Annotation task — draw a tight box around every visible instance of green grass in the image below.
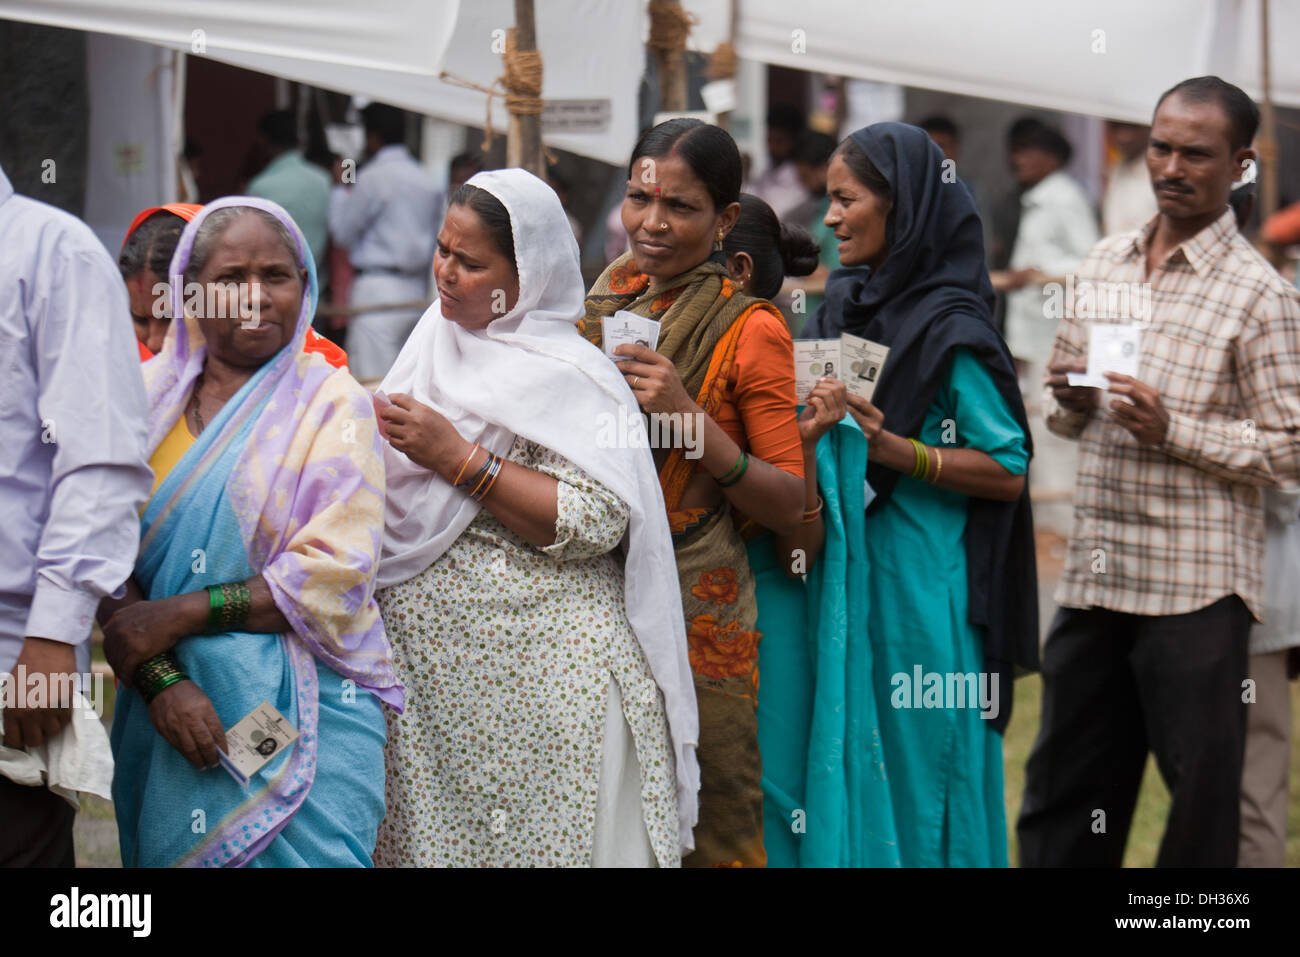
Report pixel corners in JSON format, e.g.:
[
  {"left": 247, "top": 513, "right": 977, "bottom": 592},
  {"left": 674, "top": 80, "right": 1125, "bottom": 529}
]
[{"left": 1003, "top": 673, "right": 1299, "bottom": 866}]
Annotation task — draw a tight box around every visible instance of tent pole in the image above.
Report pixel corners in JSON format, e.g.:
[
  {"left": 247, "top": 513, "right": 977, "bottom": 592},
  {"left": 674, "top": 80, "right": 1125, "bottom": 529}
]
[
  {"left": 649, "top": 0, "right": 689, "bottom": 112},
  {"left": 1259, "top": 0, "right": 1279, "bottom": 218},
  {"left": 509, "top": 0, "right": 544, "bottom": 177}
]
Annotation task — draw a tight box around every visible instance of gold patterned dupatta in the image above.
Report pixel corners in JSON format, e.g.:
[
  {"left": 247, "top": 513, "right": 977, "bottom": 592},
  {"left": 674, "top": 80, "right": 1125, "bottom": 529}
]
[{"left": 584, "top": 253, "right": 770, "bottom": 868}]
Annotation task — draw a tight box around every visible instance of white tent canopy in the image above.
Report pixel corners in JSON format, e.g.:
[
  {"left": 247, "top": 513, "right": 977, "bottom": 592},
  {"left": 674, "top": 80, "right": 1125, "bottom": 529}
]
[
  {"left": 724, "top": 0, "right": 1300, "bottom": 122},
  {"left": 0, "top": 0, "right": 460, "bottom": 76},
  {"left": 0, "top": 0, "right": 644, "bottom": 166}
]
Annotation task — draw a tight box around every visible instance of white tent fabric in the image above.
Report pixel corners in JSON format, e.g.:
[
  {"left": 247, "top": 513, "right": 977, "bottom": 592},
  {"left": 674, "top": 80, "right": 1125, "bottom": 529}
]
[
  {"left": 153, "top": 0, "right": 645, "bottom": 165},
  {"left": 82, "top": 34, "right": 181, "bottom": 255},
  {"left": 0, "top": 0, "right": 460, "bottom": 76},
  {"left": 723, "top": 0, "right": 1300, "bottom": 120}
]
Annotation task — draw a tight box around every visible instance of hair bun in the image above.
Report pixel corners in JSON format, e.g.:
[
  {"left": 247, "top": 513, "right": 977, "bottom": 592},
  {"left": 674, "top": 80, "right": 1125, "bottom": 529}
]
[{"left": 779, "top": 222, "right": 820, "bottom": 277}]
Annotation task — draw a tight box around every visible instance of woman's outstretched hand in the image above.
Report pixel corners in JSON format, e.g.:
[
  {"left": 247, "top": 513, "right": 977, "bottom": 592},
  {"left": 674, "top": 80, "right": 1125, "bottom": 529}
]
[
  {"left": 148, "top": 681, "right": 228, "bottom": 770},
  {"left": 381, "top": 393, "right": 471, "bottom": 479},
  {"left": 845, "top": 391, "right": 885, "bottom": 443},
  {"left": 798, "top": 377, "right": 848, "bottom": 447}
]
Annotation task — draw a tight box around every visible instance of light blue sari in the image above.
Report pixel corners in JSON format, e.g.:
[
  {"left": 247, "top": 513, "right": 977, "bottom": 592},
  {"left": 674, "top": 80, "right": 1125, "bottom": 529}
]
[{"left": 111, "top": 362, "right": 386, "bottom": 867}]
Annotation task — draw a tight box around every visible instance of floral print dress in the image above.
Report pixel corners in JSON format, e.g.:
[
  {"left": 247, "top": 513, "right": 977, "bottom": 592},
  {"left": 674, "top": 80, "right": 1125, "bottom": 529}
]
[{"left": 373, "top": 438, "right": 681, "bottom": 867}]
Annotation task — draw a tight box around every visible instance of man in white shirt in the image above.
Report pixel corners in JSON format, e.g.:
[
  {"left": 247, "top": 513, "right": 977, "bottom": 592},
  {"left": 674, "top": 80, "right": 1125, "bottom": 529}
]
[
  {"left": 0, "top": 162, "right": 152, "bottom": 866},
  {"left": 1002, "top": 119, "right": 1100, "bottom": 534},
  {"left": 329, "top": 103, "right": 439, "bottom": 381},
  {"left": 1102, "top": 121, "right": 1159, "bottom": 237}
]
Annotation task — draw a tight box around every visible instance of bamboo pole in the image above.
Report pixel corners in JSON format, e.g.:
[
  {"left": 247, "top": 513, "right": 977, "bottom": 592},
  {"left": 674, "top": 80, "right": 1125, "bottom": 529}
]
[
  {"left": 650, "top": 0, "right": 689, "bottom": 112},
  {"left": 508, "top": 0, "right": 544, "bottom": 177},
  {"left": 1258, "top": 0, "right": 1279, "bottom": 218}
]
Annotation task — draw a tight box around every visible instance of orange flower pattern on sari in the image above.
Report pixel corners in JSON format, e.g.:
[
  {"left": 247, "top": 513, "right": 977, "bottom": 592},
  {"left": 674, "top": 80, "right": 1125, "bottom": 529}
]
[
  {"left": 607, "top": 258, "right": 649, "bottom": 295},
  {"left": 691, "top": 568, "right": 739, "bottom": 605},
  {"left": 650, "top": 287, "right": 682, "bottom": 313},
  {"left": 688, "top": 613, "right": 761, "bottom": 681}
]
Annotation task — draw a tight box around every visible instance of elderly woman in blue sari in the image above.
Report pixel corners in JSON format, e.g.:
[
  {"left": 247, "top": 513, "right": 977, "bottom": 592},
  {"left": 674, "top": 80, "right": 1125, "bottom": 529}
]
[
  {"left": 765, "top": 123, "right": 1039, "bottom": 867},
  {"left": 97, "top": 197, "right": 402, "bottom": 867}
]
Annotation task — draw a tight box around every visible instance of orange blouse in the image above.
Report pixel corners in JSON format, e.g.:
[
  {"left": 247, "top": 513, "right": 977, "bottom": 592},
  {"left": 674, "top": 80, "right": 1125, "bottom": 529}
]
[{"left": 701, "top": 306, "right": 804, "bottom": 480}]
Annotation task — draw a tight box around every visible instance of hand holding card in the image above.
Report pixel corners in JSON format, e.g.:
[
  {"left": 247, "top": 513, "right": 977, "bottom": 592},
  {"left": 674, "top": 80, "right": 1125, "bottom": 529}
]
[
  {"left": 1067, "top": 323, "right": 1140, "bottom": 389},
  {"left": 602, "top": 310, "right": 661, "bottom": 362}
]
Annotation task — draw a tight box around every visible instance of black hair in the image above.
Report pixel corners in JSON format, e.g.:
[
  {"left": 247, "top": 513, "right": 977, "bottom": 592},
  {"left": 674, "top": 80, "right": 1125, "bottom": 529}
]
[
  {"left": 257, "top": 110, "right": 299, "bottom": 149},
  {"left": 834, "top": 136, "right": 894, "bottom": 211},
  {"left": 767, "top": 102, "right": 807, "bottom": 135},
  {"left": 361, "top": 103, "right": 407, "bottom": 146},
  {"left": 1155, "top": 76, "right": 1260, "bottom": 151},
  {"left": 793, "top": 131, "right": 837, "bottom": 167},
  {"left": 918, "top": 115, "right": 960, "bottom": 141},
  {"left": 118, "top": 210, "right": 187, "bottom": 280},
  {"left": 627, "top": 118, "right": 741, "bottom": 211},
  {"left": 722, "top": 193, "right": 818, "bottom": 300},
  {"left": 1007, "top": 117, "right": 1072, "bottom": 165},
  {"left": 449, "top": 151, "right": 483, "bottom": 175},
  {"left": 1229, "top": 180, "right": 1257, "bottom": 230},
  {"left": 447, "top": 184, "right": 517, "bottom": 273}
]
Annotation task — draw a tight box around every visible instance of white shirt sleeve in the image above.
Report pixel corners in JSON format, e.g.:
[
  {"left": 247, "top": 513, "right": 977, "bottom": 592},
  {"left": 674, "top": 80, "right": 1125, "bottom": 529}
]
[
  {"left": 23, "top": 243, "right": 152, "bottom": 646},
  {"left": 329, "top": 181, "right": 381, "bottom": 252}
]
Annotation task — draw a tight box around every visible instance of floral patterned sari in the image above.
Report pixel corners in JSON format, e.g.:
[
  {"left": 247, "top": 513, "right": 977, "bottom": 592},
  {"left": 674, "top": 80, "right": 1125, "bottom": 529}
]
[{"left": 585, "top": 253, "right": 768, "bottom": 867}]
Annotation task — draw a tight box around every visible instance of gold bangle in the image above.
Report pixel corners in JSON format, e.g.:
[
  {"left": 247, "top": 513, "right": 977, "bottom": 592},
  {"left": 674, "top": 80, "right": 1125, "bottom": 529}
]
[
  {"left": 931, "top": 446, "right": 943, "bottom": 484},
  {"left": 801, "top": 495, "right": 824, "bottom": 523}
]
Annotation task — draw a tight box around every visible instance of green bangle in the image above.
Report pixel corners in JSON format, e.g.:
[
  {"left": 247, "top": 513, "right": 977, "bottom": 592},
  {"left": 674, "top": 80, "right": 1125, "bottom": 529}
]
[
  {"left": 206, "top": 584, "right": 225, "bottom": 632},
  {"left": 908, "top": 438, "right": 929, "bottom": 480},
  {"left": 717, "top": 451, "right": 750, "bottom": 488},
  {"left": 207, "top": 582, "right": 252, "bottom": 633},
  {"left": 142, "top": 671, "right": 190, "bottom": 705}
]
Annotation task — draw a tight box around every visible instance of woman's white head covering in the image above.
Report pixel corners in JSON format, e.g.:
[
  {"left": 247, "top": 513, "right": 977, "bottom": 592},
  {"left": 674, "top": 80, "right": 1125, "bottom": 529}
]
[{"left": 377, "top": 168, "right": 699, "bottom": 850}]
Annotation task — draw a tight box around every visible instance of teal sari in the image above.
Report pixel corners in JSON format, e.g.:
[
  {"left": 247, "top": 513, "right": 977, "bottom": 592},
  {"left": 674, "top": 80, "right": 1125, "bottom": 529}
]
[
  {"left": 756, "top": 351, "right": 1026, "bottom": 867},
  {"left": 754, "top": 414, "right": 900, "bottom": 867}
]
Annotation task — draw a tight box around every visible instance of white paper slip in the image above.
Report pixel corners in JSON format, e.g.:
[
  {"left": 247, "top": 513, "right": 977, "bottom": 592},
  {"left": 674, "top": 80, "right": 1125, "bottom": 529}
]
[
  {"left": 602, "top": 310, "right": 661, "bottom": 361},
  {"left": 794, "top": 339, "right": 842, "bottom": 402},
  {"left": 841, "top": 333, "right": 890, "bottom": 402},
  {"left": 217, "top": 701, "right": 299, "bottom": 789},
  {"left": 1067, "top": 322, "right": 1141, "bottom": 389}
]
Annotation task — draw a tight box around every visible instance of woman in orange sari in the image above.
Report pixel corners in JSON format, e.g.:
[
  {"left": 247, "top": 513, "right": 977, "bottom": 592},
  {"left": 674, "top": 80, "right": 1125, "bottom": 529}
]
[{"left": 584, "top": 119, "right": 806, "bottom": 867}]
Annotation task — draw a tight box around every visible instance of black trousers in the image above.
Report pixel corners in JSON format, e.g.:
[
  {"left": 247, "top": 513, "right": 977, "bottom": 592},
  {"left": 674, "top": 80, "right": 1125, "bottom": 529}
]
[
  {"left": 1017, "top": 595, "right": 1251, "bottom": 867},
  {"left": 0, "top": 774, "right": 76, "bottom": 867}
]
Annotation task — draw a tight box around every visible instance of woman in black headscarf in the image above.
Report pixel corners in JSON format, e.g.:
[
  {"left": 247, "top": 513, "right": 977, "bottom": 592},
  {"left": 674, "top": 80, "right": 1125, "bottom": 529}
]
[{"left": 796, "top": 122, "right": 1038, "bottom": 866}]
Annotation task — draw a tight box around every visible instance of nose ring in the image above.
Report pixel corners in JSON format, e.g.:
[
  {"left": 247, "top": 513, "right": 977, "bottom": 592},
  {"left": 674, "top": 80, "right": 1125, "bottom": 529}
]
[{"left": 658, "top": 222, "right": 669, "bottom": 232}]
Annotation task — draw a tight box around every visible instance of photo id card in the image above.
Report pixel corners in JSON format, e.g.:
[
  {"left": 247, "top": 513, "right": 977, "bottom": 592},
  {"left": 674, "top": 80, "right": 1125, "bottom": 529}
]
[
  {"left": 794, "top": 339, "right": 841, "bottom": 402},
  {"left": 217, "top": 701, "right": 299, "bottom": 789},
  {"left": 1068, "top": 323, "right": 1140, "bottom": 389},
  {"left": 841, "top": 333, "right": 890, "bottom": 403},
  {"left": 602, "top": 310, "right": 661, "bottom": 361}
]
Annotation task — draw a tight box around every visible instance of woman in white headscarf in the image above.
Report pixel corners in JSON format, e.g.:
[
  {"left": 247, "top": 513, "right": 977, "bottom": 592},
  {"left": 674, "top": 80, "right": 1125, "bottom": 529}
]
[{"left": 371, "top": 169, "right": 697, "bottom": 867}]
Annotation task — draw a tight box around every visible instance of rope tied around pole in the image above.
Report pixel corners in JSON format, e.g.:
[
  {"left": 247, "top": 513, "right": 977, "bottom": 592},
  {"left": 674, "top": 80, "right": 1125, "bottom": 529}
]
[
  {"left": 647, "top": 0, "right": 695, "bottom": 69},
  {"left": 438, "top": 27, "right": 545, "bottom": 153},
  {"left": 707, "top": 41, "right": 736, "bottom": 80}
]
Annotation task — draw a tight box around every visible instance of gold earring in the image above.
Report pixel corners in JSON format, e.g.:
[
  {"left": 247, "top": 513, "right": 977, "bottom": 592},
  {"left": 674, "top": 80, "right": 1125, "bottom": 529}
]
[{"left": 714, "top": 230, "right": 724, "bottom": 252}]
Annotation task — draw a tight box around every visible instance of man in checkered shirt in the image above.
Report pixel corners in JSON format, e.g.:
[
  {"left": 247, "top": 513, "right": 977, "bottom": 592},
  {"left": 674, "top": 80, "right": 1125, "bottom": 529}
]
[{"left": 1018, "top": 76, "right": 1300, "bottom": 867}]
